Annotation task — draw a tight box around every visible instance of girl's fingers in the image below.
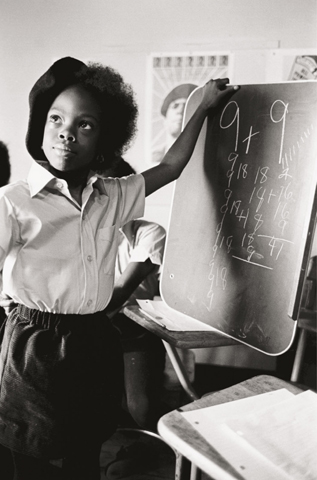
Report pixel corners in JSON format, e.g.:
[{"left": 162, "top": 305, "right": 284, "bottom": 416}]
[
  {"left": 202, "top": 78, "right": 240, "bottom": 108},
  {"left": 215, "top": 78, "right": 229, "bottom": 90},
  {"left": 209, "top": 78, "right": 239, "bottom": 92}
]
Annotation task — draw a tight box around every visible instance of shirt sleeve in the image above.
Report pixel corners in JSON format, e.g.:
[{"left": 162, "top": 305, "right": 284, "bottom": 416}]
[
  {"left": 129, "top": 222, "right": 166, "bottom": 267},
  {"left": 0, "top": 191, "right": 15, "bottom": 271},
  {"left": 118, "top": 174, "right": 145, "bottom": 227}
]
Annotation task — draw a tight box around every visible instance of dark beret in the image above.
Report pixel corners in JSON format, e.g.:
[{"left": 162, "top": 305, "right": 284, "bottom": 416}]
[
  {"left": 160, "top": 83, "right": 197, "bottom": 117},
  {"left": 26, "top": 57, "right": 87, "bottom": 161}
]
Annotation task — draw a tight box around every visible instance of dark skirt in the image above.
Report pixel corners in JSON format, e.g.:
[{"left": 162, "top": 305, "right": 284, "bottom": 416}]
[{"left": 0, "top": 305, "right": 123, "bottom": 459}]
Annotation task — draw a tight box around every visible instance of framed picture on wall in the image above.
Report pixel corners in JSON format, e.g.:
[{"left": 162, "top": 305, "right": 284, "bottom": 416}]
[
  {"left": 145, "top": 52, "right": 233, "bottom": 168},
  {"left": 288, "top": 54, "right": 317, "bottom": 81},
  {"left": 266, "top": 49, "right": 317, "bottom": 83}
]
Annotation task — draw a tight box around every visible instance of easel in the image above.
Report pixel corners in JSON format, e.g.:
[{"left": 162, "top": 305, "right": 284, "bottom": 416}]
[{"left": 125, "top": 81, "right": 317, "bottom": 479}]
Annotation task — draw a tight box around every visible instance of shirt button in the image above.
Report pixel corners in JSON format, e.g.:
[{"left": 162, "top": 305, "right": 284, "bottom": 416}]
[
  {"left": 87, "top": 255, "right": 92, "bottom": 262},
  {"left": 56, "top": 182, "right": 63, "bottom": 189},
  {"left": 87, "top": 299, "right": 92, "bottom": 307}
]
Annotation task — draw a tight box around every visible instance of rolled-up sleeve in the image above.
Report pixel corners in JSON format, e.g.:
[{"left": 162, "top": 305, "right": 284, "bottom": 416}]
[
  {"left": 118, "top": 174, "right": 145, "bottom": 226},
  {"left": 130, "top": 223, "right": 166, "bottom": 267}
]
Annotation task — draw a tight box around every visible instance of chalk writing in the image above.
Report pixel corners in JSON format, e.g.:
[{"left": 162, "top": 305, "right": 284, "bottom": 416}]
[
  {"left": 242, "top": 126, "right": 260, "bottom": 154},
  {"left": 220, "top": 101, "right": 240, "bottom": 151},
  {"left": 270, "top": 99, "right": 289, "bottom": 165},
  {"left": 205, "top": 95, "right": 299, "bottom": 310}
]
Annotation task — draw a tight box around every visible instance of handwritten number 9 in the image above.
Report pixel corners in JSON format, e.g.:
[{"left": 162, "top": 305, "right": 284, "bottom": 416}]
[
  {"left": 220, "top": 101, "right": 240, "bottom": 152},
  {"left": 270, "top": 100, "right": 289, "bottom": 165}
]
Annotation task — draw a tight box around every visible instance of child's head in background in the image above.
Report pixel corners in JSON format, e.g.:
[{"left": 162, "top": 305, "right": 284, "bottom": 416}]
[
  {"left": 102, "top": 156, "right": 136, "bottom": 178},
  {"left": 0, "top": 140, "right": 10, "bottom": 187},
  {"left": 26, "top": 57, "right": 138, "bottom": 173}
]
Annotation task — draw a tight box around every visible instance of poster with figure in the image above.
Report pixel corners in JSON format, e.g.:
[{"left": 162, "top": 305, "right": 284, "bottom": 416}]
[{"left": 146, "top": 52, "right": 232, "bottom": 167}]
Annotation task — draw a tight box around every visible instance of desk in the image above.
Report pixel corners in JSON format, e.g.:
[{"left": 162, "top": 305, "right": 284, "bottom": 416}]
[
  {"left": 157, "top": 375, "right": 304, "bottom": 480},
  {"left": 123, "top": 305, "right": 238, "bottom": 349}
]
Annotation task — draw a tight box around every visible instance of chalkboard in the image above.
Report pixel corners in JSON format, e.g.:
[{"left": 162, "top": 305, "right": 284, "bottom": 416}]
[{"left": 161, "top": 81, "right": 317, "bottom": 355}]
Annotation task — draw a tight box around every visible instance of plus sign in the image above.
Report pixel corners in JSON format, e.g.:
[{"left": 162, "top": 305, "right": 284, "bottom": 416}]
[{"left": 242, "top": 126, "right": 259, "bottom": 154}]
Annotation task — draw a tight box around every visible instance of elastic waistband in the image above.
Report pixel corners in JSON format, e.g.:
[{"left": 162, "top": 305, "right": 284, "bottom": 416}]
[{"left": 16, "top": 304, "right": 109, "bottom": 329}]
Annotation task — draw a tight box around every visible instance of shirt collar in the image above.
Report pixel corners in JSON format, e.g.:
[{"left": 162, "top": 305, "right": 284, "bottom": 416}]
[
  {"left": 27, "top": 161, "right": 56, "bottom": 197},
  {"left": 27, "top": 161, "right": 108, "bottom": 197}
]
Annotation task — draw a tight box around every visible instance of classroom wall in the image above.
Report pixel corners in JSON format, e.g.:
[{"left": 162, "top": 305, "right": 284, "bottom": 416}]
[
  {"left": 1, "top": 0, "right": 316, "bottom": 367},
  {"left": 1, "top": 0, "right": 316, "bottom": 182}
]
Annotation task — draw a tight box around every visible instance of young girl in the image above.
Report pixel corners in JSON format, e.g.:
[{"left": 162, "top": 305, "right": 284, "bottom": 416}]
[{"left": 0, "top": 56, "right": 238, "bottom": 480}]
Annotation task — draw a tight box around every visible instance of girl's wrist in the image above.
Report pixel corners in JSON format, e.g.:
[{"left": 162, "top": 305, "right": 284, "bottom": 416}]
[{"left": 197, "top": 102, "right": 215, "bottom": 116}]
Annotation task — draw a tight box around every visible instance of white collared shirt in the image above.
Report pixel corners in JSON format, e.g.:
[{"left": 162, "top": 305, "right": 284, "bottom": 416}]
[
  {"left": 0, "top": 161, "right": 145, "bottom": 314},
  {"left": 115, "top": 220, "right": 166, "bottom": 306}
]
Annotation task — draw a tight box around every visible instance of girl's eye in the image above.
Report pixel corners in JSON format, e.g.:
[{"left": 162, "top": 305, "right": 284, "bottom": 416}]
[
  {"left": 79, "top": 121, "right": 93, "bottom": 130},
  {"left": 49, "top": 114, "right": 61, "bottom": 123}
]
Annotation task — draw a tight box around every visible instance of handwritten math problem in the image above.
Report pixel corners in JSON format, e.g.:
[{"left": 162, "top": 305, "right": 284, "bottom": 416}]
[
  {"left": 206, "top": 96, "right": 314, "bottom": 310},
  {"left": 162, "top": 82, "right": 317, "bottom": 352}
]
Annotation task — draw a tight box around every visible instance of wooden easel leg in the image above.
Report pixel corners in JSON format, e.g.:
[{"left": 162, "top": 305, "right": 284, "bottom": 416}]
[
  {"left": 175, "top": 452, "right": 191, "bottom": 480},
  {"left": 291, "top": 328, "right": 308, "bottom": 382},
  {"left": 190, "top": 463, "right": 202, "bottom": 480},
  {"left": 162, "top": 340, "right": 199, "bottom": 401}
]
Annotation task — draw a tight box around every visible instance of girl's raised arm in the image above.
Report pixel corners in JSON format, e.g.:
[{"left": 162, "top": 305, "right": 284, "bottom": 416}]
[{"left": 141, "top": 78, "right": 239, "bottom": 197}]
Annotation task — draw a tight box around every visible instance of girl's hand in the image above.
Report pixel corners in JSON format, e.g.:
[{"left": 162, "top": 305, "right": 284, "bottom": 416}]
[
  {"left": 200, "top": 78, "right": 239, "bottom": 111},
  {"left": 0, "top": 292, "right": 17, "bottom": 315}
]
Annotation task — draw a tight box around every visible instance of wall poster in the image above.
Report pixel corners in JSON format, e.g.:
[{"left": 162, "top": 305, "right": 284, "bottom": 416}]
[
  {"left": 266, "top": 49, "right": 317, "bottom": 83},
  {"left": 146, "top": 52, "right": 233, "bottom": 167}
]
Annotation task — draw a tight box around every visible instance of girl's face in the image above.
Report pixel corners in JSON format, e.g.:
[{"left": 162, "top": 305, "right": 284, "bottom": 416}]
[{"left": 42, "top": 85, "right": 102, "bottom": 172}]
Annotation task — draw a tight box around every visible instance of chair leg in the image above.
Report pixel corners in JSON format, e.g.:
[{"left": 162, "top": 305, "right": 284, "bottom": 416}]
[
  {"left": 175, "top": 452, "right": 191, "bottom": 480},
  {"left": 190, "top": 463, "right": 202, "bottom": 480}
]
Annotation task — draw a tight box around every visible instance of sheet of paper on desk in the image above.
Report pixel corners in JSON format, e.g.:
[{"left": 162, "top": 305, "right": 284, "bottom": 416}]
[
  {"left": 226, "top": 390, "right": 317, "bottom": 480},
  {"left": 136, "top": 299, "right": 217, "bottom": 331},
  {"left": 181, "top": 389, "right": 317, "bottom": 480}
]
